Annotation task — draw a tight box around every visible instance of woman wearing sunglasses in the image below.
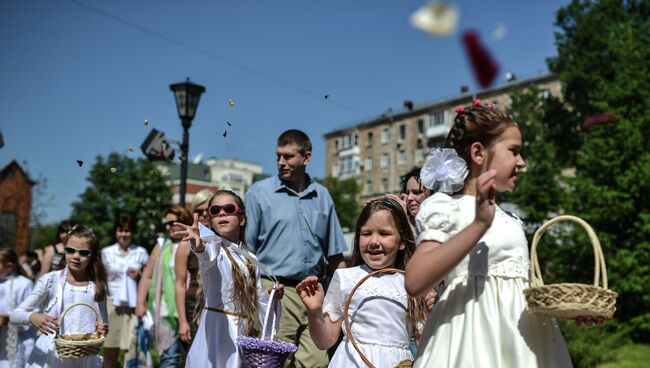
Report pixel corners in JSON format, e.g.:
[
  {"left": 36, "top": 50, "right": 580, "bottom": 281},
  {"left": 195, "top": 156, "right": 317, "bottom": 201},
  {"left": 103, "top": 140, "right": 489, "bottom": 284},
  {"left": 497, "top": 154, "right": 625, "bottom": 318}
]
[
  {"left": 175, "top": 190, "right": 284, "bottom": 368},
  {"left": 174, "top": 189, "right": 212, "bottom": 364},
  {"left": 136, "top": 205, "right": 192, "bottom": 368},
  {"left": 11, "top": 225, "right": 109, "bottom": 368}
]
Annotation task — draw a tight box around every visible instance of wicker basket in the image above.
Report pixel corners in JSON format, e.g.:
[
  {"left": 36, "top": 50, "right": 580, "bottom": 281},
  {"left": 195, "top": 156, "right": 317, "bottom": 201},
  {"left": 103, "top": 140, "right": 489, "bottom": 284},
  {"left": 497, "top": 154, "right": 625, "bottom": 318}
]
[
  {"left": 238, "top": 286, "right": 297, "bottom": 368},
  {"left": 54, "top": 302, "right": 105, "bottom": 359},
  {"left": 523, "top": 215, "right": 618, "bottom": 320},
  {"left": 343, "top": 268, "right": 413, "bottom": 368}
]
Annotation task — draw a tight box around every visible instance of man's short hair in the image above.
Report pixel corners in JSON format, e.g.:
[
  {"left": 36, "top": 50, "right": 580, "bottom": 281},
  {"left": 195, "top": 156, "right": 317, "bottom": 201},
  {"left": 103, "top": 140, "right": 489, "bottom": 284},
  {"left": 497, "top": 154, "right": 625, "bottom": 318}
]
[{"left": 277, "top": 129, "right": 312, "bottom": 155}]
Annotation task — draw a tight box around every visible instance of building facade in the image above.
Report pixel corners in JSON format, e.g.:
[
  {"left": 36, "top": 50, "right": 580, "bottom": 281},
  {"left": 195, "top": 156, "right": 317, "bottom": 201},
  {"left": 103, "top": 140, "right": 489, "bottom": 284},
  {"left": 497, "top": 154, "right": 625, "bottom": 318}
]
[
  {"left": 0, "top": 161, "right": 35, "bottom": 255},
  {"left": 324, "top": 73, "right": 561, "bottom": 199},
  {"left": 156, "top": 156, "right": 264, "bottom": 207}
]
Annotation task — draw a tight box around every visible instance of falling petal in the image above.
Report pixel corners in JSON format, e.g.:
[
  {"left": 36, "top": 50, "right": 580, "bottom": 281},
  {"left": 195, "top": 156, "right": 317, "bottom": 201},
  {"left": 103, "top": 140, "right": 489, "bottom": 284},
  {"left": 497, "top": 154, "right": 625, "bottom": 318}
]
[
  {"left": 110, "top": 167, "right": 117, "bottom": 173},
  {"left": 228, "top": 98, "right": 235, "bottom": 107},
  {"left": 582, "top": 112, "right": 620, "bottom": 130},
  {"left": 410, "top": 0, "right": 459, "bottom": 37},
  {"left": 76, "top": 160, "right": 83, "bottom": 167},
  {"left": 128, "top": 147, "right": 135, "bottom": 152},
  {"left": 324, "top": 94, "right": 330, "bottom": 99},
  {"left": 179, "top": 155, "right": 187, "bottom": 162},
  {"left": 491, "top": 22, "right": 507, "bottom": 42},
  {"left": 226, "top": 121, "right": 232, "bottom": 126},
  {"left": 144, "top": 119, "right": 149, "bottom": 126},
  {"left": 462, "top": 30, "right": 499, "bottom": 88},
  {"left": 223, "top": 130, "right": 227, "bottom": 138}
]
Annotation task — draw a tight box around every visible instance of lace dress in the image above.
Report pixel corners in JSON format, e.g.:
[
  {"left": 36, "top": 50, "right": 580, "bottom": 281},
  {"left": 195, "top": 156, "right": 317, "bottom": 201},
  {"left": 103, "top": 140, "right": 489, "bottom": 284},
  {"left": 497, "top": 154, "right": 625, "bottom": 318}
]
[
  {"left": 10, "top": 270, "right": 108, "bottom": 368},
  {"left": 1, "top": 274, "right": 34, "bottom": 368},
  {"left": 324, "top": 265, "right": 413, "bottom": 368},
  {"left": 413, "top": 193, "right": 572, "bottom": 368}
]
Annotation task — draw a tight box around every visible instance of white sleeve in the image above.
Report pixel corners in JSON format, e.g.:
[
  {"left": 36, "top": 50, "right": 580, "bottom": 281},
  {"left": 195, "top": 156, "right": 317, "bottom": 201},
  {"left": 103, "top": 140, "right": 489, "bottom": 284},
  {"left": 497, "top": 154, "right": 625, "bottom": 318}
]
[
  {"left": 415, "top": 192, "right": 462, "bottom": 245},
  {"left": 10, "top": 274, "right": 52, "bottom": 325},
  {"left": 322, "top": 270, "right": 343, "bottom": 322},
  {"left": 190, "top": 223, "right": 223, "bottom": 271}
]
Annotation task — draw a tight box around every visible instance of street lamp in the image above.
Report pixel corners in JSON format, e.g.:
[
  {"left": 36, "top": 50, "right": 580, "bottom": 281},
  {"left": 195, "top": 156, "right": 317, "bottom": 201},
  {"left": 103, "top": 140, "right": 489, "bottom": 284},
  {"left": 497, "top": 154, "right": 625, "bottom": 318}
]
[{"left": 170, "top": 78, "right": 206, "bottom": 207}]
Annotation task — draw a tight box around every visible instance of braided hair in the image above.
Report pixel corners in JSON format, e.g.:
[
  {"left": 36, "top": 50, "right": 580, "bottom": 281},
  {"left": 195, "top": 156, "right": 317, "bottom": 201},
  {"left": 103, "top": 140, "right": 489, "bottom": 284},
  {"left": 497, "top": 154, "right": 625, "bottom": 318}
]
[{"left": 444, "top": 104, "right": 518, "bottom": 165}]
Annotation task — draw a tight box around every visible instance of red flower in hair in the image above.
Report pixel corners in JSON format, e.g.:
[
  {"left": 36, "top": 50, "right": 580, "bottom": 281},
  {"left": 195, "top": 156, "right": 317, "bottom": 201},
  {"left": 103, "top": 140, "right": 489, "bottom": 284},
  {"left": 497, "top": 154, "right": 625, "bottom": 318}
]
[
  {"left": 473, "top": 98, "right": 482, "bottom": 106},
  {"left": 454, "top": 106, "right": 465, "bottom": 113},
  {"left": 487, "top": 103, "right": 495, "bottom": 110}
]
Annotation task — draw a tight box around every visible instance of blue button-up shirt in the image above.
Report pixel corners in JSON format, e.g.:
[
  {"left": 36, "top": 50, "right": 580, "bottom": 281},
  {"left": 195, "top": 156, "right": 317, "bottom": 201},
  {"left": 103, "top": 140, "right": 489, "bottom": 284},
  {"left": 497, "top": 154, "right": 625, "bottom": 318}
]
[{"left": 244, "top": 174, "right": 348, "bottom": 280}]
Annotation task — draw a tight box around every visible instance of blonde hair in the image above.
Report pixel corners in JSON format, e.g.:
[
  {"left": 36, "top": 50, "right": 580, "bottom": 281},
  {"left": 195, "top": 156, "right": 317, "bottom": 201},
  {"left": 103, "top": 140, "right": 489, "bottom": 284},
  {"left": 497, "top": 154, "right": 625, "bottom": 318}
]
[{"left": 191, "top": 189, "right": 213, "bottom": 211}]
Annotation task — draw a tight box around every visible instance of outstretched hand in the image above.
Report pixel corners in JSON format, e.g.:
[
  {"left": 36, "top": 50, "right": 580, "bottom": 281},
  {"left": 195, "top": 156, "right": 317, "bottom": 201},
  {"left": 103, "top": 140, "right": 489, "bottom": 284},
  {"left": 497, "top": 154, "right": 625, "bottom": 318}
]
[
  {"left": 296, "top": 276, "right": 325, "bottom": 313},
  {"left": 475, "top": 169, "right": 497, "bottom": 229},
  {"left": 175, "top": 213, "right": 204, "bottom": 252}
]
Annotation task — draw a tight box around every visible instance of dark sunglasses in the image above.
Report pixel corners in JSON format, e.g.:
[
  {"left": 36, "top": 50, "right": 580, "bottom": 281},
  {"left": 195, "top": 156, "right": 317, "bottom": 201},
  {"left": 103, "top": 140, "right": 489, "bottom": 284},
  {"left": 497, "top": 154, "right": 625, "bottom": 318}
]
[
  {"left": 164, "top": 220, "right": 182, "bottom": 227},
  {"left": 208, "top": 203, "right": 241, "bottom": 216},
  {"left": 193, "top": 208, "right": 209, "bottom": 216},
  {"left": 64, "top": 247, "right": 92, "bottom": 257}
]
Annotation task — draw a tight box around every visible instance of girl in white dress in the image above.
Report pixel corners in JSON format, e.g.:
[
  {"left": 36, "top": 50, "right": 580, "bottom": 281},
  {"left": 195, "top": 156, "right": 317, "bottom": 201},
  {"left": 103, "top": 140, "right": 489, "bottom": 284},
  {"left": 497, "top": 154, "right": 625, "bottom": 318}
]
[
  {"left": 11, "top": 225, "right": 109, "bottom": 368},
  {"left": 175, "top": 189, "right": 283, "bottom": 368},
  {"left": 1, "top": 247, "right": 35, "bottom": 368},
  {"left": 297, "top": 197, "right": 428, "bottom": 368},
  {"left": 405, "top": 101, "right": 573, "bottom": 367}
]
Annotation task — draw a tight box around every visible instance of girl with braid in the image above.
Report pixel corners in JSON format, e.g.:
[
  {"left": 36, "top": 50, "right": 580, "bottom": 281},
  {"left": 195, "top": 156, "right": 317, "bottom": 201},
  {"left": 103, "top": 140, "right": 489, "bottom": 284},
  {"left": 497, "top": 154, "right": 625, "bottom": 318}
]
[
  {"left": 406, "top": 100, "right": 573, "bottom": 367},
  {"left": 175, "top": 190, "right": 284, "bottom": 368}
]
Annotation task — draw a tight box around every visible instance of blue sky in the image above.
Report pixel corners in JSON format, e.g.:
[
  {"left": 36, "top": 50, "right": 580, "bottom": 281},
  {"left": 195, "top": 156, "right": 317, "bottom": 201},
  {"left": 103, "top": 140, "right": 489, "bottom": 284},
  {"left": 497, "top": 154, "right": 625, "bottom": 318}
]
[{"left": 0, "top": 0, "right": 570, "bottom": 224}]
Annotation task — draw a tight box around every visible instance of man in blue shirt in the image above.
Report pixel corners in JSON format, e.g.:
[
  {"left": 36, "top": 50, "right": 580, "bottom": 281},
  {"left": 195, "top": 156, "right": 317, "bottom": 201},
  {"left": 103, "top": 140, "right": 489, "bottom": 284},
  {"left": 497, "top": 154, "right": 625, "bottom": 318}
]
[{"left": 245, "top": 129, "right": 347, "bottom": 368}]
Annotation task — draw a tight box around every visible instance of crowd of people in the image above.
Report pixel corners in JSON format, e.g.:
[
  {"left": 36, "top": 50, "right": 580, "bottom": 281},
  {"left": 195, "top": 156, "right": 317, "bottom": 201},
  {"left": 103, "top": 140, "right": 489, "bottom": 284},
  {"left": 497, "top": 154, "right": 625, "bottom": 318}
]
[{"left": 1, "top": 103, "right": 600, "bottom": 368}]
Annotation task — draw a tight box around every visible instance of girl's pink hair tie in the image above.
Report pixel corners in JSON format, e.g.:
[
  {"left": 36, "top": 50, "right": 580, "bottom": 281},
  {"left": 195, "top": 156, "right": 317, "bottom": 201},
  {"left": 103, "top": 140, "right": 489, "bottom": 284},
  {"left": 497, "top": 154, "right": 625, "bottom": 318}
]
[
  {"left": 473, "top": 98, "right": 482, "bottom": 106},
  {"left": 454, "top": 106, "right": 465, "bottom": 113}
]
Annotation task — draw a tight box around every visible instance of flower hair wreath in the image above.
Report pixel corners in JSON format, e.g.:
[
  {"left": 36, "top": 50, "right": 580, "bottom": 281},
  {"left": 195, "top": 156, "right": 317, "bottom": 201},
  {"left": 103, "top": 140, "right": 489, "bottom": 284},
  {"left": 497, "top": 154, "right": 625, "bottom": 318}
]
[{"left": 420, "top": 148, "right": 468, "bottom": 194}]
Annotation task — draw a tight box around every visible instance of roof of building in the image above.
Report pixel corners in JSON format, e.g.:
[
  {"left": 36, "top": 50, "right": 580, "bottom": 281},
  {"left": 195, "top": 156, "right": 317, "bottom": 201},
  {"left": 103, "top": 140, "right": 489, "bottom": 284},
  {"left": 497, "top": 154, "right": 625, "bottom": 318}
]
[
  {"left": 324, "top": 72, "right": 558, "bottom": 138},
  {"left": 1, "top": 160, "right": 36, "bottom": 186}
]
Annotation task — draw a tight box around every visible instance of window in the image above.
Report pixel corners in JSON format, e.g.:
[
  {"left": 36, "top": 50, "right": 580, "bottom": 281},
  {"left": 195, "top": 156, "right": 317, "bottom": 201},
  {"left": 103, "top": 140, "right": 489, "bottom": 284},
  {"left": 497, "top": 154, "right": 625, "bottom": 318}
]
[
  {"left": 417, "top": 119, "right": 424, "bottom": 134},
  {"left": 365, "top": 180, "right": 373, "bottom": 195},
  {"left": 382, "top": 178, "right": 389, "bottom": 192},
  {"left": 367, "top": 132, "right": 373, "bottom": 147},
  {"left": 415, "top": 148, "right": 425, "bottom": 163},
  {"left": 365, "top": 157, "right": 373, "bottom": 171},
  {"left": 399, "top": 124, "right": 406, "bottom": 140},
  {"left": 381, "top": 128, "right": 390, "bottom": 144},
  {"left": 354, "top": 134, "right": 359, "bottom": 146},
  {"left": 398, "top": 150, "right": 406, "bottom": 165},
  {"left": 429, "top": 111, "right": 446, "bottom": 127},
  {"left": 381, "top": 153, "right": 389, "bottom": 168},
  {"left": 0, "top": 212, "right": 16, "bottom": 247},
  {"left": 335, "top": 139, "right": 339, "bottom": 151}
]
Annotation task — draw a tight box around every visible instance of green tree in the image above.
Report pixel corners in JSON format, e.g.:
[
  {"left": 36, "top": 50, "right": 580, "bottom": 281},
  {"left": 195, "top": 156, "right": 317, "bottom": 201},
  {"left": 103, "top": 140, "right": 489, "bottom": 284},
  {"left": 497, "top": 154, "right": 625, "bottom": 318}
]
[
  {"left": 70, "top": 152, "right": 172, "bottom": 251},
  {"left": 549, "top": 0, "right": 650, "bottom": 341},
  {"left": 317, "top": 176, "right": 361, "bottom": 231}
]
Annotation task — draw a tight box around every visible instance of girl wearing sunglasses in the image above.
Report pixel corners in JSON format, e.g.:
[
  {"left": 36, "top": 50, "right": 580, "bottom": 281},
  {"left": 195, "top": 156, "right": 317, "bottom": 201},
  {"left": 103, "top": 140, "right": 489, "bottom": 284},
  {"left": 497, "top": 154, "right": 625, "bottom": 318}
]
[
  {"left": 11, "top": 225, "right": 109, "bottom": 367},
  {"left": 175, "top": 190, "right": 284, "bottom": 368}
]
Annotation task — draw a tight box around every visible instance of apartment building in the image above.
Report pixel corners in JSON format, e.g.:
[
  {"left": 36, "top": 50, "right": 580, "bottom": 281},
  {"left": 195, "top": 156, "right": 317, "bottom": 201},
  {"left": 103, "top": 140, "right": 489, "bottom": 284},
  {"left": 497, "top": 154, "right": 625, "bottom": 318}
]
[{"left": 324, "top": 73, "right": 561, "bottom": 198}]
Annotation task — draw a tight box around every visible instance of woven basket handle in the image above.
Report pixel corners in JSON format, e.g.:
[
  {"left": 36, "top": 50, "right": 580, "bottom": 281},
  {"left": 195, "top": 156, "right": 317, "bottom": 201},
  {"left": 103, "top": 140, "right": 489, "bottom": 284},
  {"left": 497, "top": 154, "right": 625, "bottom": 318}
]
[
  {"left": 261, "top": 284, "right": 280, "bottom": 341},
  {"left": 530, "top": 215, "right": 608, "bottom": 289},
  {"left": 343, "top": 268, "right": 404, "bottom": 368},
  {"left": 57, "top": 302, "right": 101, "bottom": 337}
]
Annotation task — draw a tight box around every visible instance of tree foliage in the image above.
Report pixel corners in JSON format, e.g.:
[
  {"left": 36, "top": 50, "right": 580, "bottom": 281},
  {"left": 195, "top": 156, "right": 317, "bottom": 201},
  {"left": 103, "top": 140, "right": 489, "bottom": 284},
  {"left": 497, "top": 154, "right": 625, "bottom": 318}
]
[
  {"left": 317, "top": 176, "right": 361, "bottom": 231},
  {"left": 70, "top": 153, "right": 172, "bottom": 251}
]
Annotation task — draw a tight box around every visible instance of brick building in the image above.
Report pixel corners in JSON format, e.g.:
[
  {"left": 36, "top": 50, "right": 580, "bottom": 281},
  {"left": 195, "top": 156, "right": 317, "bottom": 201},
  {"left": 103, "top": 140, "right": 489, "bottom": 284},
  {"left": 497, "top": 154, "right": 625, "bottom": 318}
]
[
  {"left": 0, "top": 161, "right": 35, "bottom": 255},
  {"left": 324, "top": 73, "right": 561, "bottom": 199}
]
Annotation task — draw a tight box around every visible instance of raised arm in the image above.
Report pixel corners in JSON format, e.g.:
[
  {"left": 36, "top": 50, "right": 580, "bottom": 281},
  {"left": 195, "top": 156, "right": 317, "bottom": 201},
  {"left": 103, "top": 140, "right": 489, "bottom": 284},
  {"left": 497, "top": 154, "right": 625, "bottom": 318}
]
[
  {"left": 405, "top": 170, "right": 496, "bottom": 297},
  {"left": 296, "top": 276, "right": 342, "bottom": 350}
]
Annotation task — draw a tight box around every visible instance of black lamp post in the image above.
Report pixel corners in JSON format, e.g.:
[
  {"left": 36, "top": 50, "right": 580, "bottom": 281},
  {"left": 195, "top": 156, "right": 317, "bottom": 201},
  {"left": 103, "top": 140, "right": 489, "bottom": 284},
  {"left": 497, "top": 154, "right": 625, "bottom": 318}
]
[{"left": 170, "top": 78, "right": 206, "bottom": 207}]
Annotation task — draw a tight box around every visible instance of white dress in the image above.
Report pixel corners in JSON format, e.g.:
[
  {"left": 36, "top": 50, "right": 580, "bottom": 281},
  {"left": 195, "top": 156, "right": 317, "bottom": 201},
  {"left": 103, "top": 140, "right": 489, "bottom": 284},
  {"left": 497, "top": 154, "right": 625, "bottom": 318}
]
[
  {"left": 185, "top": 225, "right": 271, "bottom": 368},
  {"left": 413, "top": 193, "right": 572, "bottom": 368},
  {"left": 10, "top": 270, "right": 108, "bottom": 368},
  {"left": 323, "top": 265, "right": 413, "bottom": 368},
  {"left": 1, "top": 274, "right": 35, "bottom": 368}
]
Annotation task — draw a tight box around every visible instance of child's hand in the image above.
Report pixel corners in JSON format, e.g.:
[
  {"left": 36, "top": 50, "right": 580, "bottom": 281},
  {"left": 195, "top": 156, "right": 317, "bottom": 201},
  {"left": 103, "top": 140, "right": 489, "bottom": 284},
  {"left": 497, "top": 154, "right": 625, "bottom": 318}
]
[
  {"left": 127, "top": 268, "right": 140, "bottom": 280},
  {"left": 268, "top": 283, "right": 285, "bottom": 300},
  {"left": 574, "top": 316, "right": 605, "bottom": 327},
  {"left": 424, "top": 289, "right": 438, "bottom": 312},
  {"left": 95, "top": 321, "right": 109, "bottom": 336},
  {"left": 296, "top": 276, "right": 324, "bottom": 313},
  {"left": 475, "top": 169, "right": 497, "bottom": 229},
  {"left": 29, "top": 313, "right": 58, "bottom": 335},
  {"left": 175, "top": 213, "right": 204, "bottom": 252},
  {"left": 178, "top": 320, "right": 192, "bottom": 342}
]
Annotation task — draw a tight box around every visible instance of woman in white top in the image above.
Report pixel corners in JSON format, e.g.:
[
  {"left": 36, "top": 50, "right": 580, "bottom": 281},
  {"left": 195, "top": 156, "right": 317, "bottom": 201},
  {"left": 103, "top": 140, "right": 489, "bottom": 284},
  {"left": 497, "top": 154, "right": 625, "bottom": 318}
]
[
  {"left": 101, "top": 214, "right": 149, "bottom": 368},
  {"left": 1, "top": 247, "right": 35, "bottom": 368},
  {"left": 11, "top": 225, "right": 109, "bottom": 368}
]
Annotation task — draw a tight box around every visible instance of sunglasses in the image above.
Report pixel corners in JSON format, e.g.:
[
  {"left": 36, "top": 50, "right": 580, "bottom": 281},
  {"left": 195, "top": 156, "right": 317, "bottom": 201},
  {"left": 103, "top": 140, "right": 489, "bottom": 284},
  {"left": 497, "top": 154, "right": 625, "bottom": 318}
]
[
  {"left": 64, "top": 247, "right": 92, "bottom": 257},
  {"left": 164, "top": 220, "right": 183, "bottom": 227},
  {"left": 193, "top": 208, "right": 209, "bottom": 216},
  {"left": 208, "top": 203, "right": 242, "bottom": 216}
]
